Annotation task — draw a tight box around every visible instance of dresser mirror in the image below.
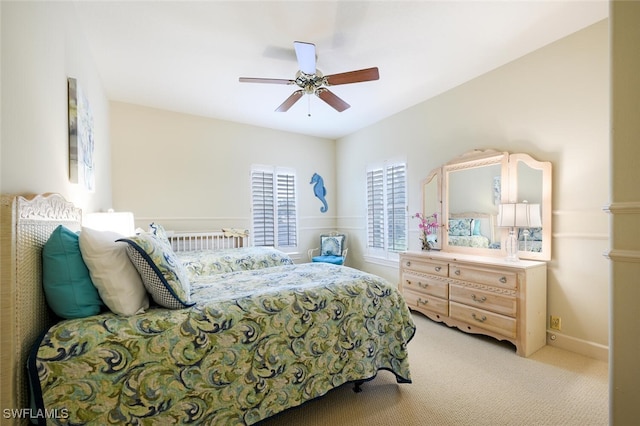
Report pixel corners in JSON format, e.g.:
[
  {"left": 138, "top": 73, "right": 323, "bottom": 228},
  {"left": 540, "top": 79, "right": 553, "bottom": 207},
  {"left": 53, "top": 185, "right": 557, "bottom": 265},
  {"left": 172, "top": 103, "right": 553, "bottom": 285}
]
[
  {"left": 507, "top": 153, "right": 552, "bottom": 261},
  {"left": 443, "top": 150, "right": 508, "bottom": 257},
  {"left": 422, "top": 149, "right": 552, "bottom": 261}
]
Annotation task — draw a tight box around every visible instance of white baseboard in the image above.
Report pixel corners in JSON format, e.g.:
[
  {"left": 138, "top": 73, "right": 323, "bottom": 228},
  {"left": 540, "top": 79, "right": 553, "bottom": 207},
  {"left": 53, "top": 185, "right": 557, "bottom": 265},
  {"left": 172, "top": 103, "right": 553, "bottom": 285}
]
[{"left": 546, "top": 330, "right": 608, "bottom": 362}]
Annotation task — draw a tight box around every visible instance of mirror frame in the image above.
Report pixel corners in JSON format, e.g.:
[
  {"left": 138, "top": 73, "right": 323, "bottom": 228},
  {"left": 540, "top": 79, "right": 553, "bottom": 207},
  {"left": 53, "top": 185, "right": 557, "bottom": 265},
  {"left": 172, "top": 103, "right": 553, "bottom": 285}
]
[
  {"left": 422, "top": 149, "right": 552, "bottom": 261},
  {"left": 420, "top": 168, "right": 443, "bottom": 250}
]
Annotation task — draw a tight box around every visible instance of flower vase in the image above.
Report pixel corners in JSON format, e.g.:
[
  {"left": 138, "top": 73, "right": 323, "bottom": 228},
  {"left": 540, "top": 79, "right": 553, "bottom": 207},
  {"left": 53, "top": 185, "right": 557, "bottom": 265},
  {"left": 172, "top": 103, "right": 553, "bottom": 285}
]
[{"left": 421, "top": 238, "right": 431, "bottom": 251}]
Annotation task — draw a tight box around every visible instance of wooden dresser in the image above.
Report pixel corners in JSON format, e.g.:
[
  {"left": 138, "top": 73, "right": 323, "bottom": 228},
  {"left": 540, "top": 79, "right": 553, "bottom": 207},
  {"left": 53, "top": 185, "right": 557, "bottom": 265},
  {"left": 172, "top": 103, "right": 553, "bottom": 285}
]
[{"left": 399, "top": 251, "right": 547, "bottom": 357}]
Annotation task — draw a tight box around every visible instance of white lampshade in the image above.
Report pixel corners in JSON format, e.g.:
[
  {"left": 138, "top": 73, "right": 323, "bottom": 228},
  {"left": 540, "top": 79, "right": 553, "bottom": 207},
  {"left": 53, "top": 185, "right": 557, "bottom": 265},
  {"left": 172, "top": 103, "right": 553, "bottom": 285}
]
[
  {"left": 527, "top": 203, "right": 542, "bottom": 227},
  {"left": 83, "top": 210, "right": 135, "bottom": 236},
  {"left": 498, "top": 203, "right": 540, "bottom": 228}
]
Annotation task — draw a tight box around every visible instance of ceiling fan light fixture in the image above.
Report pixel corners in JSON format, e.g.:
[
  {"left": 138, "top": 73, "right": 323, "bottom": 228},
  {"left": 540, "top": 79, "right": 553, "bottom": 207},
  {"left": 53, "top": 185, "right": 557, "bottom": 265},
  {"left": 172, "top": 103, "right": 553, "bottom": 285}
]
[
  {"left": 239, "top": 41, "right": 379, "bottom": 113},
  {"left": 294, "top": 70, "right": 324, "bottom": 95}
]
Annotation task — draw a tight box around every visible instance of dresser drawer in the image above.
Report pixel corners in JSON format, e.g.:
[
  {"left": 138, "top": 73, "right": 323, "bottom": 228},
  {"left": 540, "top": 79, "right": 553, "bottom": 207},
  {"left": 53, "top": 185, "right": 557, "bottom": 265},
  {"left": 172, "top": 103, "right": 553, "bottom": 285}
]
[
  {"left": 450, "top": 301, "right": 516, "bottom": 338},
  {"left": 449, "top": 264, "right": 517, "bottom": 289},
  {"left": 401, "top": 258, "right": 449, "bottom": 278},
  {"left": 449, "top": 284, "right": 516, "bottom": 317},
  {"left": 402, "top": 272, "right": 449, "bottom": 299},
  {"left": 403, "top": 289, "right": 449, "bottom": 316}
]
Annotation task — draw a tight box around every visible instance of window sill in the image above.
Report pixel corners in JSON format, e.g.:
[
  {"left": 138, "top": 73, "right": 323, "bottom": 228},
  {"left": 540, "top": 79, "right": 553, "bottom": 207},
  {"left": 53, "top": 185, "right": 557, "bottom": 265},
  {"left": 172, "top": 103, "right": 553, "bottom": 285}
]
[{"left": 363, "top": 255, "right": 399, "bottom": 268}]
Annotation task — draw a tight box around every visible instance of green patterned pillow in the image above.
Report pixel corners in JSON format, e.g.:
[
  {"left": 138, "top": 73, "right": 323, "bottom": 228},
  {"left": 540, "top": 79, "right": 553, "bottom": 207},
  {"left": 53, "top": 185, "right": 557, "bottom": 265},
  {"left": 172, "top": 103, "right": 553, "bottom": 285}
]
[
  {"left": 117, "top": 234, "right": 194, "bottom": 309},
  {"left": 148, "top": 222, "right": 171, "bottom": 246},
  {"left": 448, "top": 218, "right": 473, "bottom": 236}
]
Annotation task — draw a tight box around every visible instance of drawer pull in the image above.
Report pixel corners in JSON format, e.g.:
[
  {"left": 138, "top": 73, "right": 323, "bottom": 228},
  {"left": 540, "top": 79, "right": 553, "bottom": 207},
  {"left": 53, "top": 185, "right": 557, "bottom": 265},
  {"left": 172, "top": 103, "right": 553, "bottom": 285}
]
[
  {"left": 454, "top": 270, "right": 461, "bottom": 276},
  {"left": 435, "top": 266, "right": 442, "bottom": 272},
  {"left": 418, "top": 282, "right": 429, "bottom": 289},
  {"left": 471, "top": 313, "right": 487, "bottom": 322},
  {"left": 417, "top": 298, "right": 429, "bottom": 306},
  {"left": 406, "top": 261, "right": 411, "bottom": 267},
  {"left": 471, "top": 294, "right": 487, "bottom": 303},
  {"left": 499, "top": 277, "right": 507, "bottom": 284}
]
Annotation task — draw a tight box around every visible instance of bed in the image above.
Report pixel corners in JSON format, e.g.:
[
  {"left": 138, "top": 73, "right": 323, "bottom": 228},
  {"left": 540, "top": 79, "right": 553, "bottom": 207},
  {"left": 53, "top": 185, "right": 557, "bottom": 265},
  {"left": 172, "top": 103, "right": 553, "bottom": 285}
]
[
  {"left": 0, "top": 193, "right": 415, "bottom": 425},
  {"left": 447, "top": 212, "right": 496, "bottom": 249}
]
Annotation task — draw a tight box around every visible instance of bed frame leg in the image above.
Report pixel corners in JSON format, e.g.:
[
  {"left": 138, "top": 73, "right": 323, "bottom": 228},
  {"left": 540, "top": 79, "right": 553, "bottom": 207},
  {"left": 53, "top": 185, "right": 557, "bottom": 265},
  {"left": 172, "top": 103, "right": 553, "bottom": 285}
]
[{"left": 353, "top": 380, "right": 364, "bottom": 393}]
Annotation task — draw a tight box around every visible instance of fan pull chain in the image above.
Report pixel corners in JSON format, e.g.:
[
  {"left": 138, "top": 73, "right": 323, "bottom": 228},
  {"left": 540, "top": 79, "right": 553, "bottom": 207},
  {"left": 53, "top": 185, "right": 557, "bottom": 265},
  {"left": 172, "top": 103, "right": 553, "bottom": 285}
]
[{"left": 307, "top": 95, "right": 311, "bottom": 117}]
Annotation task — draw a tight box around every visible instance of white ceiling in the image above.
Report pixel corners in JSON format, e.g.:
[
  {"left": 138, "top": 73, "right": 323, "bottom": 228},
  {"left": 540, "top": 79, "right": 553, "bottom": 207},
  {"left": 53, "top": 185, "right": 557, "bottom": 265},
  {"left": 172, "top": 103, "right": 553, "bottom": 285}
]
[{"left": 74, "top": 1, "right": 608, "bottom": 140}]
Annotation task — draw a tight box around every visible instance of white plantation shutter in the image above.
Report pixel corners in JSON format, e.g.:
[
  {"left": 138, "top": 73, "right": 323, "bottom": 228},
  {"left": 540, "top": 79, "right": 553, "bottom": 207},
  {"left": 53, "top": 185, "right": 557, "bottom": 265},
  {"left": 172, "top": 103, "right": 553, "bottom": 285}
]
[
  {"left": 251, "top": 167, "right": 297, "bottom": 248},
  {"left": 251, "top": 170, "right": 275, "bottom": 247},
  {"left": 367, "top": 168, "right": 385, "bottom": 249},
  {"left": 276, "top": 172, "right": 297, "bottom": 247},
  {"left": 366, "top": 161, "right": 407, "bottom": 255},
  {"left": 386, "top": 163, "right": 407, "bottom": 252}
]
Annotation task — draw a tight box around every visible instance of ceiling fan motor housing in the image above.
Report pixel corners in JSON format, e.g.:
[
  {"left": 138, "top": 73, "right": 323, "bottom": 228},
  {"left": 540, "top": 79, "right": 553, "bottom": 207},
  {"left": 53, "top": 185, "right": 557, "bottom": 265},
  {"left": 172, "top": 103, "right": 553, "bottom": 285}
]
[{"left": 295, "top": 70, "right": 326, "bottom": 95}]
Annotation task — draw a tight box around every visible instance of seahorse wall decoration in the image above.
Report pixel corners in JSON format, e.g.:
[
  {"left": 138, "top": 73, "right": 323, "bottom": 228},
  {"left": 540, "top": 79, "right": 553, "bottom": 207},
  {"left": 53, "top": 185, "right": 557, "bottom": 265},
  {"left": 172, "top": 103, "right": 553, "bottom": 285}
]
[{"left": 310, "top": 173, "right": 328, "bottom": 213}]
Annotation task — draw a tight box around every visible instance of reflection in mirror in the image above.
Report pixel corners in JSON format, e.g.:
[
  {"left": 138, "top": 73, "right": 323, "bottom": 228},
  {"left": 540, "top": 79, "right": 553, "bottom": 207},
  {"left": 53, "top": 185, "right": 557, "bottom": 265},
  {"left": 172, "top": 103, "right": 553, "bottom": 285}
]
[
  {"left": 517, "top": 162, "right": 543, "bottom": 202},
  {"left": 445, "top": 152, "right": 505, "bottom": 253},
  {"left": 421, "top": 170, "right": 441, "bottom": 250},
  {"left": 509, "top": 153, "right": 552, "bottom": 260},
  {"left": 515, "top": 162, "right": 543, "bottom": 253}
]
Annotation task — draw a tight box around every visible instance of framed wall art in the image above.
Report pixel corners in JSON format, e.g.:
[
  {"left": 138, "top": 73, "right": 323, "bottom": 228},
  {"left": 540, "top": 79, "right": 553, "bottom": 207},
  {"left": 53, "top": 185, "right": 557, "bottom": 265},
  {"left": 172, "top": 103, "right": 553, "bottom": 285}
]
[{"left": 68, "top": 77, "right": 95, "bottom": 191}]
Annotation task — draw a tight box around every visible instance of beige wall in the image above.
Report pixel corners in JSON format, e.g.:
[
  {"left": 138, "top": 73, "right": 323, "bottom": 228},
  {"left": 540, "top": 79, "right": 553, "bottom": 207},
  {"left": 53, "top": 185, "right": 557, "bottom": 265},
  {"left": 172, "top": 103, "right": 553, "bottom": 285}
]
[
  {"left": 0, "top": 1, "right": 111, "bottom": 213},
  {"left": 337, "top": 20, "right": 610, "bottom": 359},
  {"left": 110, "top": 102, "right": 336, "bottom": 259}
]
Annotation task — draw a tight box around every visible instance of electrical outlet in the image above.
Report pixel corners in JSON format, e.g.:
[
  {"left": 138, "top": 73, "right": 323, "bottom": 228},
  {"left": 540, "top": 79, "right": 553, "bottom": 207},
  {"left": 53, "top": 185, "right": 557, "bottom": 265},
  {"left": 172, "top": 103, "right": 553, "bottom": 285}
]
[{"left": 550, "top": 315, "right": 561, "bottom": 331}]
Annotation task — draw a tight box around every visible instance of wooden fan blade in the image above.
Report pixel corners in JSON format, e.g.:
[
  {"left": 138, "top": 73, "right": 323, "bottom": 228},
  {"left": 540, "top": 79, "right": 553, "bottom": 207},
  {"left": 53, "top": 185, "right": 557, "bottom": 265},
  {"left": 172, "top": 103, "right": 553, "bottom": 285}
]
[
  {"left": 276, "top": 90, "right": 304, "bottom": 112},
  {"left": 294, "top": 41, "right": 316, "bottom": 75},
  {"left": 239, "top": 77, "right": 294, "bottom": 85},
  {"left": 325, "top": 67, "right": 379, "bottom": 86},
  {"left": 316, "top": 88, "right": 350, "bottom": 112}
]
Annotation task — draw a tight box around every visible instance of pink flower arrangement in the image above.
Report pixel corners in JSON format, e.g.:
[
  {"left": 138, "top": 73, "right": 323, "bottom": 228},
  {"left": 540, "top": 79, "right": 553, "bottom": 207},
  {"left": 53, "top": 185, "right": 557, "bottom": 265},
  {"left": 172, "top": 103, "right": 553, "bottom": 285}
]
[{"left": 412, "top": 212, "right": 439, "bottom": 250}]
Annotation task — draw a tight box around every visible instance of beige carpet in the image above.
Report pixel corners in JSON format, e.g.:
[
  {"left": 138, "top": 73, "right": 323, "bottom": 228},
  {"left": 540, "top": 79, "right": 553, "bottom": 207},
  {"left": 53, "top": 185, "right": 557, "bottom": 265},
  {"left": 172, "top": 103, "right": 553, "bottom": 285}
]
[{"left": 258, "top": 312, "right": 608, "bottom": 426}]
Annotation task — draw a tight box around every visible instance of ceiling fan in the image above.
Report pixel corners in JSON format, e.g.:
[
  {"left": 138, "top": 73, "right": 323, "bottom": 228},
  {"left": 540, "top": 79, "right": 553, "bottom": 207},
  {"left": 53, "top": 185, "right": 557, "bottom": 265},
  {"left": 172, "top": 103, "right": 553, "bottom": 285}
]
[{"left": 239, "top": 41, "right": 379, "bottom": 113}]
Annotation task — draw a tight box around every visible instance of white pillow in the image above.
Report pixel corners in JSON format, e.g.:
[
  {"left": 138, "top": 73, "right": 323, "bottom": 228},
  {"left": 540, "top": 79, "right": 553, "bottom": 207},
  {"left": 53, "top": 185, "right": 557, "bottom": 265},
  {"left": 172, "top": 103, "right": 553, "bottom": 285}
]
[{"left": 79, "top": 227, "right": 149, "bottom": 316}]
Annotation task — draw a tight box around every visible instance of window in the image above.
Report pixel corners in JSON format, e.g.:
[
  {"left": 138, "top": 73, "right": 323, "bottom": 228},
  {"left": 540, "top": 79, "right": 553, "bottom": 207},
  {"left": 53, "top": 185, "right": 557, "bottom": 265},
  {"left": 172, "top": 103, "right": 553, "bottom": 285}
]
[
  {"left": 251, "top": 166, "right": 298, "bottom": 248},
  {"left": 366, "top": 161, "right": 407, "bottom": 258}
]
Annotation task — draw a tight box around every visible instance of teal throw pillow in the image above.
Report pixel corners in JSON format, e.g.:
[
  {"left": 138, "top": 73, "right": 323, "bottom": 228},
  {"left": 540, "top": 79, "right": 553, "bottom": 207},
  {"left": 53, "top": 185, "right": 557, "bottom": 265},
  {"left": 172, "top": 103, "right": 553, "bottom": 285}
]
[
  {"left": 472, "top": 219, "right": 482, "bottom": 236},
  {"left": 42, "top": 225, "right": 104, "bottom": 318}
]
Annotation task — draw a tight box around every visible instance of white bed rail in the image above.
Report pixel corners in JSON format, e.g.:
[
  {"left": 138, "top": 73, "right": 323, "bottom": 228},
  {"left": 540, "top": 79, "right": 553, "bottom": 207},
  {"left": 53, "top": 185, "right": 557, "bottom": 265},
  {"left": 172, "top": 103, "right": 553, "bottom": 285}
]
[{"left": 168, "top": 230, "right": 248, "bottom": 252}]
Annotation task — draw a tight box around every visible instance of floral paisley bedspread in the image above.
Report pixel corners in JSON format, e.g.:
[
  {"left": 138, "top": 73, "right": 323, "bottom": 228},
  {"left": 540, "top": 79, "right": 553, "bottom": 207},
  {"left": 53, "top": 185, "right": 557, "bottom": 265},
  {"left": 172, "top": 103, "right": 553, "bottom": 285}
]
[
  {"left": 176, "top": 247, "right": 293, "bottom": 279},
  {"left": 448, "top": 234, "right": 490, "bottom": 248},
  {"left": 30, "top": 263, "right": 416, "bottom": 425}
]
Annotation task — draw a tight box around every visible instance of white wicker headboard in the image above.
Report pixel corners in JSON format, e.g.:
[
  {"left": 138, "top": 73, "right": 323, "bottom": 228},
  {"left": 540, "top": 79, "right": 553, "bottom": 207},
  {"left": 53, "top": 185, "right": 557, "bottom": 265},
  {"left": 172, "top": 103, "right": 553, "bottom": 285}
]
[{"left": 0, "top": 193, "right": 82, "bottom": 420}]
